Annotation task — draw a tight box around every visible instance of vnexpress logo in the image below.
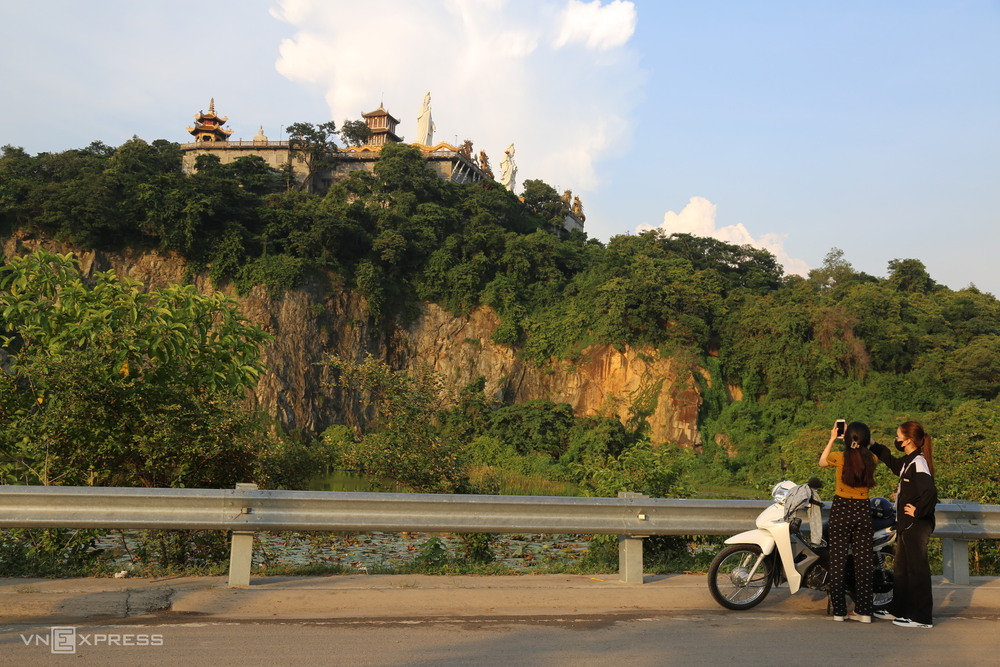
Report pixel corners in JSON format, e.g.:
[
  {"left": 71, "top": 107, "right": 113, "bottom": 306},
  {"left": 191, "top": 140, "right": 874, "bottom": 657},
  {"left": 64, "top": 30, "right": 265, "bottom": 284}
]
[
  {"left": 19, "top": 626, "right": 77, "bottom": 654},
  {"left": 50, "top": 626, "right": 77, "bottom": 654},
  {"left": 20, "top": 626, "right": 164, "bottom": 653}
]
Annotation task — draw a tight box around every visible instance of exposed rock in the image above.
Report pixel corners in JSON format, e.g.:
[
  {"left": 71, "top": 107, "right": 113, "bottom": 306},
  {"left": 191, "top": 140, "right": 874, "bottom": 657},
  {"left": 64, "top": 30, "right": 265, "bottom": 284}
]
[
  {"left": 401, "top": 304, "right": 702, "bottom": 446},
  {"left": 3, "top": 236, "right": 702, "bottom": 446},
  {"left": 714, "top": 433, "right": 738, "bottom": 458}
]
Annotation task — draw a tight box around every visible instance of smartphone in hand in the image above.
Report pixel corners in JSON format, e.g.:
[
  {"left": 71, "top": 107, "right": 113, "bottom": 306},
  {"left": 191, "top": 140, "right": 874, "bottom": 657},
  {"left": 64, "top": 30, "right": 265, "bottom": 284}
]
[{"left": 835, "top": 419, "right": 846, "bottom": 437}]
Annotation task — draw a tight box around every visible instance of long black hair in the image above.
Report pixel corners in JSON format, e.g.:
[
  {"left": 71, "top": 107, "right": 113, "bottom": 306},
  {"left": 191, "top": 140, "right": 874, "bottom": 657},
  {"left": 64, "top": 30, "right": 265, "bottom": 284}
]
[{"left": 842, "top": 421, "right": 876, "bottom": 488}]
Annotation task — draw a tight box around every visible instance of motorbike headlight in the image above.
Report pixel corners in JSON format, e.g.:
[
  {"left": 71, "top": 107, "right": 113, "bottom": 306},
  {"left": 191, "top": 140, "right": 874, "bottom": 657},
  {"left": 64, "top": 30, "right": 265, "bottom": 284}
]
[{"left": 771, "top": 480, "right": 795, "bottom": 504}]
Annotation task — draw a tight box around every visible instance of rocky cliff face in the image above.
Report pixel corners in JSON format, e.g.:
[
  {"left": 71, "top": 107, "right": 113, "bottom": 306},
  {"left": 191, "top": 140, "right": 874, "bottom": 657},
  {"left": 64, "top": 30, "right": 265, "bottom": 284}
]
[{"left": 4, "top": 236, "right": 703, "bottom": 447}]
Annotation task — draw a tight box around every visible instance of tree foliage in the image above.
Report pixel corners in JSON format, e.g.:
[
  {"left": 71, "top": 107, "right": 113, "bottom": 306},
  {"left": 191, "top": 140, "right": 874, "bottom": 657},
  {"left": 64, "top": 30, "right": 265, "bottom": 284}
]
[
  {"left": 286, "top": 120, "right": 339, "bottom": 192},
  {"left": 0, "top": 250, "right": 275, "bottom": 488},
  {"left": 338, "top": 119, "right": 373, "bottom": 147},
  {"left": 4, "top": 136, "right": 1000, "bottom": 511},
  {"left": 322, "top": 354, "right": 468, "bottom": 493}
]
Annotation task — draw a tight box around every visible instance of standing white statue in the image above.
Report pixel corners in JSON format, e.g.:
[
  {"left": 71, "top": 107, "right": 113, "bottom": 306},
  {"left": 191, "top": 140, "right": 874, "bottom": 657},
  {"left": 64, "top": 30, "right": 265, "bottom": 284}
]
[
  {"left": 416, "top": 91, "right": 435, "bottom": 145},
  {"left": 499, "top": 143, "right": 517, "bottom": 192}
]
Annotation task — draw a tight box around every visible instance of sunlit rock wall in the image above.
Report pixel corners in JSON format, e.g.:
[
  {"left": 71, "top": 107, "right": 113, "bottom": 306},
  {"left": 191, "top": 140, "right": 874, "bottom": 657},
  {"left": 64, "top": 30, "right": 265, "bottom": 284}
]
[{"left": 4, "top": 235, "right": 703, "bottom": 447}]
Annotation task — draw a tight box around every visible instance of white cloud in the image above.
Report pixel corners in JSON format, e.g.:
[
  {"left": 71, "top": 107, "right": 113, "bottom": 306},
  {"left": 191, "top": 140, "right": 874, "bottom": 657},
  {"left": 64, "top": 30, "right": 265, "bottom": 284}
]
[
  {"left": 553, "top": 0, "right": 637, "bottom": 50},
  {"left": 639, "top": 196, "right": 811, "bottom": 277},
  {"left": 271, "top": 0, "right": 641, "bottom": 194}
]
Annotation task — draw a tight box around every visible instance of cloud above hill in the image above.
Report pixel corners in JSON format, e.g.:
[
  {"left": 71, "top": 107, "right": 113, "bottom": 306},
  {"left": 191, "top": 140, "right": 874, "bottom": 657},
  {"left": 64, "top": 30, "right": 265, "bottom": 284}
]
[
  {"left": 640, "top": 196, "right": 811, "bottom": 277},
  {"left": 271, "top": 0, "right": 641, "bottom": 194}
]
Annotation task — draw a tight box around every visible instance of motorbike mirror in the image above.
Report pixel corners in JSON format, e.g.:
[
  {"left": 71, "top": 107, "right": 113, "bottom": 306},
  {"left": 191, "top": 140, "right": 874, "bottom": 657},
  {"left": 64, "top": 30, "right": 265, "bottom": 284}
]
[{"left": 807, "top": 476, "right": 823, "bottom": 489}]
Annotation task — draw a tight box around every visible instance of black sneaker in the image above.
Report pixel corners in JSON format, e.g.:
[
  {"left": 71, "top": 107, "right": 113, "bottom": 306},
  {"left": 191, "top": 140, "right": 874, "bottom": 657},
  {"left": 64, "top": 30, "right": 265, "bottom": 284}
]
[
  {"left": 873, "top": 610, "right": 896, "bottom": 620},
  {"left": 892, "top": 618, "right": 933, "bottom": 629}
]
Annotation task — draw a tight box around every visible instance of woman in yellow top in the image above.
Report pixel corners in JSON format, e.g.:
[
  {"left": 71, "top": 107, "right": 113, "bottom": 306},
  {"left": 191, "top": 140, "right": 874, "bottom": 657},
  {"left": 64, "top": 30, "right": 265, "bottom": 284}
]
[{"left": 820, "top": 420, "right": 879, "bottom": 622}]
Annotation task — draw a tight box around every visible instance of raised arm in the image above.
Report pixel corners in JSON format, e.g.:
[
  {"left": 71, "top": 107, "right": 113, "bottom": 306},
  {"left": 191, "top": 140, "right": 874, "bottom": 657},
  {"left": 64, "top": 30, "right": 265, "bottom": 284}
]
[
  {"left": 869, "top": 441, "right": 905, "bottom": 476},
  {"left": 819, "top": 426, "right": 838, "bottom": 467}
]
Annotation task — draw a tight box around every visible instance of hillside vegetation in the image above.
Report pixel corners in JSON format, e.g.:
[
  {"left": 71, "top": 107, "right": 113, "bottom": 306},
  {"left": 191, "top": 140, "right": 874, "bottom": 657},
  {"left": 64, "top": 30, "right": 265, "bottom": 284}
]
[{"left": 2, "top": 137, "right": 999, "bottom": 512}]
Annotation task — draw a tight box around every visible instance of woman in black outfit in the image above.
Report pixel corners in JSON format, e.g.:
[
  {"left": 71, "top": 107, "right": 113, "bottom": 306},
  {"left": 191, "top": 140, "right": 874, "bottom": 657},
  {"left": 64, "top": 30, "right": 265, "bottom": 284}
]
[{"left": 869, "top": 420, "right": 937, "bottom": 629}]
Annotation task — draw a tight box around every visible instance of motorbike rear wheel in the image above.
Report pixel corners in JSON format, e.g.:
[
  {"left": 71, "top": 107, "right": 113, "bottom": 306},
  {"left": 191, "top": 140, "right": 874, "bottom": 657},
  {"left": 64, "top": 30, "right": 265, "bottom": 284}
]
[
  {"left": 872, "top": 551, "right": 894, "bottom": 610},
  {"left": 708, "top": 544, "right": 774, "bottom": 610}
]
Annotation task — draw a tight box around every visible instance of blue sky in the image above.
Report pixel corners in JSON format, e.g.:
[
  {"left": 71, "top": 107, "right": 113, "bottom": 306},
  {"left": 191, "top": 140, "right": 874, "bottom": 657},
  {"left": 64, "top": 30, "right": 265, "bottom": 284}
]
[{"left": 2, "top": 1, "right": 998, "bottom": 294}]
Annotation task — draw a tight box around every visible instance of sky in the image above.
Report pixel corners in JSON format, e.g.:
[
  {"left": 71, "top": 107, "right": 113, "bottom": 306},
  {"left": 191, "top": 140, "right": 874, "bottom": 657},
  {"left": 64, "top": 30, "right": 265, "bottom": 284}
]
[{"left": 2, "top": 0, "right": 998, "bottom": 294}]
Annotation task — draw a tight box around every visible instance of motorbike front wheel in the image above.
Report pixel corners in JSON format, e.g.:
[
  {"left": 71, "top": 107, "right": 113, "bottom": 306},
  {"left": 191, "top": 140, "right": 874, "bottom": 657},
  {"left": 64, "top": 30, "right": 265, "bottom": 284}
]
[{"left": 708, "top": 544, "right": 774, "bottom": 610}]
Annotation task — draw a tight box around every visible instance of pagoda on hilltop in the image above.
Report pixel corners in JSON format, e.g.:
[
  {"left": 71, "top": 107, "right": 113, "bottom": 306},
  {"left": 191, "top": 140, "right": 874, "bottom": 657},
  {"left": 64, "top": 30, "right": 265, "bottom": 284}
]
[
  {"left": 186, "top": 98, "right": 234, "bottom": 143},
  {"left": 361, "top": 103, "right": 401, "bottom": 146}
]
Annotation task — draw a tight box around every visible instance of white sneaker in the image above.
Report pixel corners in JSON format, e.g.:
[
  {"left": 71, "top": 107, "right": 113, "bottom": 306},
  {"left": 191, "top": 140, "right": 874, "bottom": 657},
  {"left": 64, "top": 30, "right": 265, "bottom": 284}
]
[
  {"left": 832, "top": 615, "right": 847, "bottom": 622},
  {"left": 892, "top": 618, "right": 933, "bottom": 629},
  {"left": 873, "top": 610, "right": 896, "bottom": 620},
  {"left": 849, "top": 612, "right": 872, "bottom": 623}
]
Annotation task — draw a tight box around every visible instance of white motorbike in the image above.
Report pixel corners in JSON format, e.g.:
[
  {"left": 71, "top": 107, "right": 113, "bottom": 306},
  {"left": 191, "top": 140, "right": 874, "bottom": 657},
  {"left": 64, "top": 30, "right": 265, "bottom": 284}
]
[{"left": 708, "top": 478, "right": 896, "bottom": 611}]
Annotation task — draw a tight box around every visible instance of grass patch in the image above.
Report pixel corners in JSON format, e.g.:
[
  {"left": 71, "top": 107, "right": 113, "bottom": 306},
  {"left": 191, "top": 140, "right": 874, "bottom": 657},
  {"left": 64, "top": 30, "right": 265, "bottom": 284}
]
[{"left": 468, "top": 467, "right": 581, "bottom": 496}]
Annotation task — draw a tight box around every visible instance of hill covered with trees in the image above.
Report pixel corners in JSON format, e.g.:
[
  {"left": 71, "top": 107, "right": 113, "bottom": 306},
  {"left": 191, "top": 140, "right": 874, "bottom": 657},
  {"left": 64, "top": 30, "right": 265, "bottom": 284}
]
[{"left": 2, "top": 135, "right": 999, "bottom": 512}]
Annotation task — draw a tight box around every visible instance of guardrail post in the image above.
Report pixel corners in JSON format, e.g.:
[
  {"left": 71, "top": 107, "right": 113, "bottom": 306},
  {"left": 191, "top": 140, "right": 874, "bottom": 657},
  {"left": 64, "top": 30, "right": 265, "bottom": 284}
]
[
  {"left": 618, "top": 535, "right": 645, "bottom": 583},
  {"left": 618, "top": 492, "right": 649, "bottom": 584},
  {"left": 228, "top": 483, "right": 257, "bottom": 588},
  {"left": 941, "top": 538, "right": 970, "bottom": 585}
]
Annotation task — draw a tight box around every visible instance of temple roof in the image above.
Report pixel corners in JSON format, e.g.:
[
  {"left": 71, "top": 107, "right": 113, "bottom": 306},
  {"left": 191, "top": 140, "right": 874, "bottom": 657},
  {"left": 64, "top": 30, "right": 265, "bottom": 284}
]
[
  {"left": 362, "top": 103, "right": 400, "bottom": 124},
  {"left": 187, "top": 122, "right": 234, "bottom": 135},
  {"left": 188, "top": 98, "right": 233, "bottom": 139}
]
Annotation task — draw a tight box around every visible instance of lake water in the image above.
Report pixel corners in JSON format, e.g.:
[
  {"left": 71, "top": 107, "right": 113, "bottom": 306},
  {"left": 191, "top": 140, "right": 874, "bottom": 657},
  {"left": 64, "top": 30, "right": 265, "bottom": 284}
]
[
  {"left": 294, "top": 471, "right": 589, "bottom": 570},
  {"left": 94, "top": 471, "right": 593, "bottom": 571},
  {"left": 254, "top": 530, "right": 592, "bottom": 571}
]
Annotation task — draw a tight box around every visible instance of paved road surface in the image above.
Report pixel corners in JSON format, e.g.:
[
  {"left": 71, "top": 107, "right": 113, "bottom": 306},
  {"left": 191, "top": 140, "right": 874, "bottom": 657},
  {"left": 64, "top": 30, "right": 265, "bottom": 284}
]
[{"left": 2, "top": 574, "right": 997, "bottom": 665}]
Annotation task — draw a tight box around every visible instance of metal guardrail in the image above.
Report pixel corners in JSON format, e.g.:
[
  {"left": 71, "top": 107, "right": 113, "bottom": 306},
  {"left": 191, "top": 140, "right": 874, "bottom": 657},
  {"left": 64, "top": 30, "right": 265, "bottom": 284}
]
[
  {"left": 0, "top": 486, "right": 763, "bottom": 533},
  {"left": 1, "top": 486, "right": 996, "bottom": 587}
]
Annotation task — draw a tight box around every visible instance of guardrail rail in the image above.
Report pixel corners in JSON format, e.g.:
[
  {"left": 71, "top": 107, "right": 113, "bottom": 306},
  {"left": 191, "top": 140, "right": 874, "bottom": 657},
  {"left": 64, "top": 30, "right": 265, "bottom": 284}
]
[{"left": 1, "top": 485, "right": 996, "bottom": 587}]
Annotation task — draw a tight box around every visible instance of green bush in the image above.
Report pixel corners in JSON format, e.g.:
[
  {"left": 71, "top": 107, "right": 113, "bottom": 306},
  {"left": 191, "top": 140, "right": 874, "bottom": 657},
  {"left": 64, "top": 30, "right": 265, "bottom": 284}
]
[{"left": 0, "top": 529, "right": 101, "bottom": 577}]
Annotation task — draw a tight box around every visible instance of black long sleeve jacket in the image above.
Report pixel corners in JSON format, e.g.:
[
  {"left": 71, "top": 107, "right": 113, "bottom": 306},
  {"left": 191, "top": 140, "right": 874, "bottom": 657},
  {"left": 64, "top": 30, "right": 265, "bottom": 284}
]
[{"left": 869, "top": 442, "right": 937, "bottom": 531}]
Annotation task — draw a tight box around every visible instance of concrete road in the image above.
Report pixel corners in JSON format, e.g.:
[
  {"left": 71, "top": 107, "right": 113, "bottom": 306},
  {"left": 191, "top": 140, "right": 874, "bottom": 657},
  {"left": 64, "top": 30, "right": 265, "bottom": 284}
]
[{"left": 2, "top": 574, "right": 998, "bottom": 665}]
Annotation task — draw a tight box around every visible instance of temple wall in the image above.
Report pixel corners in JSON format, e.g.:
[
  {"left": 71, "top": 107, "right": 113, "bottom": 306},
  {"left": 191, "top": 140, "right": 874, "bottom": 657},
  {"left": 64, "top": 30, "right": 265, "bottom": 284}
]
[{"left": 180, "top": 143, "right": 299, "bottom": 176}]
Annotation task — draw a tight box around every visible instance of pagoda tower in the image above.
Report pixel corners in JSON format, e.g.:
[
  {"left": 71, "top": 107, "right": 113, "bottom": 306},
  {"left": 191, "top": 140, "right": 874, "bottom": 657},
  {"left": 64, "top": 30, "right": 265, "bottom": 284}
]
[
  {"left": 186, "top": 98, "right": 234, "bottom": 143},
  {"left": 361, "top": 103, "right": 401, "bottom": 147}
]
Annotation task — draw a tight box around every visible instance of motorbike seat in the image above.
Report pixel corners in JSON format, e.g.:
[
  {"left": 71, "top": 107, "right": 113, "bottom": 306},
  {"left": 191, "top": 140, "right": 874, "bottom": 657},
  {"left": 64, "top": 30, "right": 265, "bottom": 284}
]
[{"left": 872, "top": 515, "right": 896, "bottom": 530}]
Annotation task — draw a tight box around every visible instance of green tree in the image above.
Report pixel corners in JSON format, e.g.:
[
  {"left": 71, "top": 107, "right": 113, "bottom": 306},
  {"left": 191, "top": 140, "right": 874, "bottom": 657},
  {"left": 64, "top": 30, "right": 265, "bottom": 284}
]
[
  {"left": 104, "top": 139, "right": 184, "bottom": 242},
  {"left": 286, "top": 121, "right": 339, "bottom": 192},
  {"left": 888, "top": 258, "right": 936, "bottom": 294},
  {"left": 4, "top": 144, "right": 126, "bottom": 248},
  {"left": 807, "top": 247, "right": 877, "bottom": 292},
  {"left": 520, "top": 179, "right": 568, "bottom": 231},
  {"left": 322, "top": 354, "right": 467, "bottom": 492},
  {"left": 228, "top": 154, "right": 279, "bottom": 195},
  {"left": 929, "top": 399, "right": 1000, "bottom": 503},
  {"left": 561, "top": 415, "right": 631, "bottom": 470},
  {"left": 0, "top": 250, "right": 274, "bottom": 488},
  {"left": 372, "top": 142, "right": 443, "bottom": 202},
  {"left": 339, "top": 119, "right": 372, "bottom": 147},
  {"left": 837, "top": 282, "right": 916, "bottom": 372},
  {"left": 0, "top": 145, "right": 35, "bottom": 233},
  {"left": 943, "top": 335, "right": 1000, "bottom": 399},
  {"left": 660, "top": 233, "right": 783, "bottom": 293},
  {"left": 576, "top": 441, "right": 691, "bottom": 499},
  {"left": 485, "top": 400, "right": 576, "bottom": 458}
]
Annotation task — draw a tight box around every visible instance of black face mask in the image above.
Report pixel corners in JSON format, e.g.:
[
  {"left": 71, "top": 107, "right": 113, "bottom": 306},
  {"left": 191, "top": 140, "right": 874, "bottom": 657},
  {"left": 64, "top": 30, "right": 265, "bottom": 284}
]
[{"left": 894, "top": 439, "right": 906, "bottom": 452}]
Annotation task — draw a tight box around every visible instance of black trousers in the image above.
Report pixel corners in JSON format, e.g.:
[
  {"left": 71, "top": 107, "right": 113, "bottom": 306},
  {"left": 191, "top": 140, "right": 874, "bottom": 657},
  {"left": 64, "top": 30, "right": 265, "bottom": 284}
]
[
  {"left": 828, "top": 495, "right": 874, "bottom": 616},
  {"left": 889, "top": 518, "right": 934, "bottom": 624}
]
